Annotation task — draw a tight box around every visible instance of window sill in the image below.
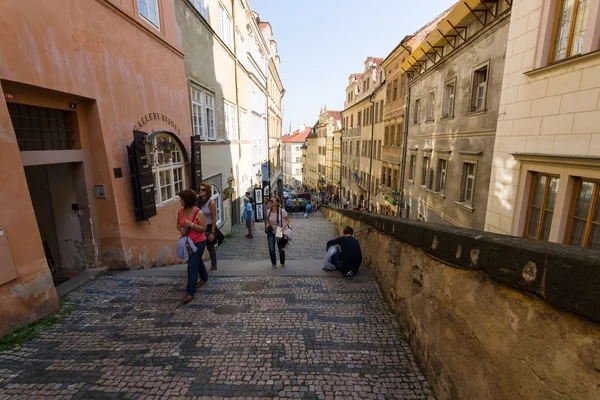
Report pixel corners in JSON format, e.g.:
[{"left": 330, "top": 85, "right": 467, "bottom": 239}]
[
  {"left": 454, "top": 201, "right": 474, "bottom": 212},
  {"left": 467, "top": 109, "right": 486, "bottom": 117},
  {"left": 524, "top": 49, "right": 600, "bottom": 77},
  {"left": 441, "top": 115, "right": 454, "bottom": 121},
  {"left": 156, "top": 197, "right": 180, "bottom": 210},
  {"left": 425, "top": 119, "right": 434, "bottom": 124},
  {"left": 432, "top": 191, "right": 446, "bottom": 199}
]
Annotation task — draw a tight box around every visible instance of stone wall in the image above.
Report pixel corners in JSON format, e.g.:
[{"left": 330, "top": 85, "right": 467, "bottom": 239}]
[{"left": 323, "top": 207, "right": 600, "bottom": 400}]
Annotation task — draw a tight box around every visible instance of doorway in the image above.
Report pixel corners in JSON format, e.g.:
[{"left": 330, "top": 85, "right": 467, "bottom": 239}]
[{"left": 24, "top": 163, "right": 86, "bottom": 285}]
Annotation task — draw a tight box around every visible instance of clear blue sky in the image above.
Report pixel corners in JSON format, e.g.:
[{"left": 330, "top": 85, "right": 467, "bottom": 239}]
[{"left": 250, "top": 0, "right": 457, "bottom": 133}]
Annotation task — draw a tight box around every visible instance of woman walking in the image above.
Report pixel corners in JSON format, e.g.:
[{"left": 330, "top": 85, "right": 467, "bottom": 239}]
[
  {"left": 197, "top": 182, "right": 218, "bottom": 270},
  {"left": 265, "top": 196, "right": 290, "bottom": 269},
  {"left": 177, "top": 189, "right": 208, "bottom": 304}
]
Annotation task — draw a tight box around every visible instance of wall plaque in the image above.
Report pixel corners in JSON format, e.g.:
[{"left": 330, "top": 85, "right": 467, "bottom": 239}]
[{"left": 191, "top": 135, "right": 202, "bottom": 190}]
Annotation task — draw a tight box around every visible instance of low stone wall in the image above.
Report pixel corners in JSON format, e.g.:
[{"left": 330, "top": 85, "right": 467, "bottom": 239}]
[{"left": 323, "top": 207, "right": 600, "bottom": 400}]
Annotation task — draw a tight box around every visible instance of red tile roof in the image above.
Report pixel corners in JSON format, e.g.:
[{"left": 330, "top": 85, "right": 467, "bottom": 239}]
[
  {"left": 327, "top": 110, "right": 342, "bottom": 122},
  {"left": 282, "top": 127, "right": 311, "bottom": 143}
]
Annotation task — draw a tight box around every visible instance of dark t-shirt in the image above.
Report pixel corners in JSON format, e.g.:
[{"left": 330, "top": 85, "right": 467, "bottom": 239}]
[{"left": 326, "top": 236, "right": 362, "bottom": 269}]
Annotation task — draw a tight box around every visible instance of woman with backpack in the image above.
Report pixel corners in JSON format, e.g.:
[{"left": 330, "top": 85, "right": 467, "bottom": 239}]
[
  {"left": 197, "top": 182, "right": 218, "bottom": 270},
  {"left": 264, "top": 196, "right": 290, "bottom": 269},
  {"left": 177, "top": 189, "right": 207, "bottom": 304}
]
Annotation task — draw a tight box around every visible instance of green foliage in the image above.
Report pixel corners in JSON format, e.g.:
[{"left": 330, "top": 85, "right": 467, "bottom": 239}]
[
  {"left": 0, "top": 301, "right": 73, "bottom": 351},
  {"left": 397, "top": 330, "right": 407, "bottom": 343}
]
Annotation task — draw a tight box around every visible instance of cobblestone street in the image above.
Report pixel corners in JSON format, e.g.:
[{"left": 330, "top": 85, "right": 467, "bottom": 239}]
[
  {"left": 216, "top": 213, "right": 336, "bottom": 261},
  {"left": 0, "top": 215, "right": 434, "bottom": 399}
]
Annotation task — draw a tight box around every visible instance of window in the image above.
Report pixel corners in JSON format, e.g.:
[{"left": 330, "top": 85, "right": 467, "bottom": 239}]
[
  {"left": 390, "top": 125, "right": 396, "bottom": 147},
  {"left": 384, "top": 126, "right": 389, "bottom": 146},
  {"left": 459, "top": 162, "right": 477, "bottom": 205},
  {"left": 392, "top": 79, "right": 399, "bottom": 101},
  {"left": 205, "top": 93, "right": 215, "bottom": 140},
  {"left": 409, "top": 154, "right": 416, "bottom": 181},
  {"left": 377, "top": 140, "right": 382, "bottom": 159},
  {"left": 358, "top": 111, "right": 362, "bottom": 126},
  {"left": 471, "top": 66, "right": 488, "bottom": 112},
  {"left": 421, "top": 155, "right": 430, "bottom": 186},
  {"left": 396, "top": 124, "right": 402, "bottom": 146},
  {"left": 379, "top": 100, "right": 384, "bottom": 121},
  {"left": 443, "top": 82, "right": 456, "bottom": 118},
  {"left": 386, "top": 84, "right": 392, "bottom": 104},
  {"left": 191, "top": 0, "right": 207, "bottom": 18},
  {"left": 525, "top": 174, "right": 559, "bottom": 241},
  {"left": 296, "top": 145, "right": 301, "bottom": 151},
  {"left": 218, "top": 4, "right": 233, "bottom": 49},
  {"left": 210, "top": 185, "right": 223, "bottom": 226},
  {"left": 223, "top": 102, "right": 237, "bottom": 141},
  {"left": 350, "top": 115, "right": 354, "bottom": 128},
  {"left": 239, "top": 109, "right": 248, "bottom": 141},
  {"left": 148, "top": 133, "right": 185, "bottom": 206},
  {"left": 552, "top": 0, "right": 591, "bottom": 61},
  {"left": 138, "top": 0, "right": 160, "bottom": 28},
  {"left": 566, "top": 180, "right": 600, "bottom": 249},
  {"left": 236, "top": 30, "right": 245, "bottom": 61},
  {"left": 374, "top": 103, "right": 379, "bottom": 123},
  {"left": 436, "top": 158, "right": 447, "bottom": 194},
  {"left": 191, "top": 87, "right": 204, "bottom": 138},
  {"left": 414, "top": 98, "right": 421, "bottom": 123}
]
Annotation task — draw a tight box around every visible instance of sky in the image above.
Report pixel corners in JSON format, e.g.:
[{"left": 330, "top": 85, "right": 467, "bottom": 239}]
[{"left": 250, "top": 0, "right": 457, "bottom": 134}]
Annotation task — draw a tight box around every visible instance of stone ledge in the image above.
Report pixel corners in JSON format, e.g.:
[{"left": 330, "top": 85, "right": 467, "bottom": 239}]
[{"left": 324, "top": 207, "right": 600, "bottom": 323}]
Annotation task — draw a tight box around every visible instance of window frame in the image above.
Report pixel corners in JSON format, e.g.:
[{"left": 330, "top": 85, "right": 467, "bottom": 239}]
[
  {"left": 443, "top": 79, "right": 456, "bottom": 118},
  {"left": 565, "top": 178, "right": 600, "bottom": 249},
  {"left": 218, "top": 3, "right": 233, "bottom": 49},
  {"left": 205, "top": 92, "right": 216, "bottom": 140},
  {"left": 138, "top": 0, "right": 160, "bottom": 29},
  {"left": 421, "top": 154, "right": 430, "bottom": 187},
  {"left": 470, "top": 63, "right": 489, "bottom": 112},
  {"left": 550, "top": 0, "right": 592, "bottom": 63},
  {"left": 148, "top": 133, "right": 186, "bottom": 207},
  {"left": 436, "top": 157, "right": 448, "bottom": 195},
  {"left": 191, "top": 86, "right": 204, "bottom": 139},
  {"left": 414, "top": 98, "right": 421, "bottom": 123},
  {"left": 408, "top": 153, "right": 417, "bottom": 182},
  {"left": 210, "top": 184, "right": 223, "bottom": 227},
  {"left": 524, "top": 173, "right": 560, "bottom": 241},
  {"left": 191, "top": 0, "right": 207, "bottom": 19},
  {"left": 427, "top": 90, "right": 436, "bottom": 121},
  {"left": 459, "top": 161, "right": 478, "bottom": 207}
]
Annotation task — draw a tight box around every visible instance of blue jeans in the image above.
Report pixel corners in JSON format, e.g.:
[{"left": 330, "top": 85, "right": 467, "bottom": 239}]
[
  {"left": 186, "top": 240, "right": 207, "bottom": 297},
  {"left": 267, "top": 231, "right": 285, "bottom": 266}
]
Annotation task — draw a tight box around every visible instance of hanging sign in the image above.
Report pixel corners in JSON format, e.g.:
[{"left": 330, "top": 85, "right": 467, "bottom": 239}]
[
  {"left": 191, "top": 135, "right": 202, "bottom": 190},
  {"left": 127, "top": 130, "right": 157, "bottom": 221}
]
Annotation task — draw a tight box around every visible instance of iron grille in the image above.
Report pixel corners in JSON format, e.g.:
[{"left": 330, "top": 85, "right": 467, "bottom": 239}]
[{"left": 8, "top": 103, "right": 74, "bottom": 151}]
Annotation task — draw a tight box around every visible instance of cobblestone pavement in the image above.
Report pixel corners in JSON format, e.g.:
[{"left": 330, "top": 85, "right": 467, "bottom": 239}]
[
  {"left": 0, "top": 275, "right": 434, "bottom": 399},
  {"left": 216, "top": 213, "right": 336, "bottom": 261}
]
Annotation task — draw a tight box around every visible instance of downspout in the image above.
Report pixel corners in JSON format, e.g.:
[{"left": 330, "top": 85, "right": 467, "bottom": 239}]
[
  {"left": 232, "top": 0, "right": 242, "bottom": 224},
  {"left": 398, "top": 73, "right": 411, "bottom": 218},
  {"left": 340, "top": 127, "right": 343, "bottom": 205},
  {"left": 367, "top": 92, "right": 375, "bottom": 209}
]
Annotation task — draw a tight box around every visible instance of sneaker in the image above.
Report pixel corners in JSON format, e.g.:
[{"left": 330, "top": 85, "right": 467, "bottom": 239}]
[
  {"left": 210, "top": 266, "right": 217, "bottom": 270},
  {"left": 344, "top": 270, "right": 356, "bottom": 277},
  {"left": 196, "top": 280, "right": 207, "bottom": 288}
]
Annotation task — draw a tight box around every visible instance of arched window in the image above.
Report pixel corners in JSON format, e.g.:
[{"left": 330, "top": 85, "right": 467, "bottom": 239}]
[{"left": 147, "top": 133, "right": 185, "bottom": 206}]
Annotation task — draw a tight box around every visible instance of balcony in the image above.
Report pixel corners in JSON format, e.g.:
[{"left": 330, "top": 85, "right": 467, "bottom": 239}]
[{"left": 381, "top": 146, "right": 403, "bottom": 164}]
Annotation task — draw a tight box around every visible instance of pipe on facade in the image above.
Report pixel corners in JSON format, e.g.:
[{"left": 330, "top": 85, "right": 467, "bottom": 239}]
[
  {"left": 367, "top": 92, "right": 375, "bottom": 209},
  {"left": 398, "top": 75, "right": 411, "bottom": 218}
]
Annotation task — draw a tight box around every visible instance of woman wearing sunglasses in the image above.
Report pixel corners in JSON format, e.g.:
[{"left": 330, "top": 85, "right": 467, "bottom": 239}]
[
  {"left": 196, "top": 183, "right": 218, "bottom": 270},
  {"left": 264, "top": 196, "right": 290, "bottom": 269}
]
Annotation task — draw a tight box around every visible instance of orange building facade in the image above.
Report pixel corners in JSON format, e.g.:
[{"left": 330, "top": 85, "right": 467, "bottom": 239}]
[{"left": 0, "top": 0, "right": 194, "bottom": 335}]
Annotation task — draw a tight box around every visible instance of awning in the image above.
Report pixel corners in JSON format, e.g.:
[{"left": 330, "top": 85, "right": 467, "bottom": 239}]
[{"left": 401, "top": 0, "right": 511, "bottom": 75}]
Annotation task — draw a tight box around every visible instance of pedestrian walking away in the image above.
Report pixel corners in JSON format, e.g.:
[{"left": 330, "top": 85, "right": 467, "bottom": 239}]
[
  {"left": 246, "top": 191, "right": 256, "bottom": 230},
  {"left": 177, "top": 189, "right": 208, "bottom": 304},
  {"left": 197, "top": 182, "right": 218, "bottom": 270},
  {"left": 325, "top": 226, "right": 362, "bottom": 277},
  {"left": 243, "top": 197, "right": 254, "bottom": 238},
  {"left": 265, "top": 196, "right": 290, "bottom": 269}
]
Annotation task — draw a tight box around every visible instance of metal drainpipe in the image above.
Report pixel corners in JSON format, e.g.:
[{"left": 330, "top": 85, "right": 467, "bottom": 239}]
[
  {"left": 398, "top": 75, "right": 411, "bottom": 218},
  {"left": 231, "top": 0, "right": 242, "bottom": 224},
  {"left": 367, "top": 92, "right": 375, "bottom": 209},
  {"left": 340, "top": 127, "right": 343, "bottom": 205}
]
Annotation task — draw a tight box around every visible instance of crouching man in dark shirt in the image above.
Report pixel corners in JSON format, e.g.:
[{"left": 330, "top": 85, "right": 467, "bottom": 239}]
[{"left": 326, "top": 226, "right": 362, "bottom": 277}]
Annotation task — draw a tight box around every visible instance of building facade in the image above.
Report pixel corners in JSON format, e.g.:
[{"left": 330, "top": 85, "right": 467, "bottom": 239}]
[
  {"left": 0, "top": 0, "right": 194, "bottom": 334},
  {"left": 332, "top": 128, "right": 342, "bottom": 200},
  {"left": 282, "top": 126, "right": 310, "bottom": 188},
  {"left": 175, "top": 0, "right": 284, "bottom": 225},
  {"left": 401, "top": 1, "right": 511, "bottom": 230},
  {"left": 485, "top": 0, "right": 600, "bottom": 250},
  {"left": 341, "top": 58, "right": 385, "bottom": 210},
  {"left": 316, "top": 108, "right": 342, "bottom": 198},
  {"left": 302, "top": 124, "right": 319, "bottom": 190}
]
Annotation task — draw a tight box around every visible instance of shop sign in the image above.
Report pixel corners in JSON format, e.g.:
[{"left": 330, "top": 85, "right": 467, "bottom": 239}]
[
  {"left": 127, "top": 130, "right": 157, "bottom": 221},
  {"left": 133, "top": 112, "right": 181, "bottom": 135},
  {"left": 190, "top": 135, "right": 202, "bottom": 190}
]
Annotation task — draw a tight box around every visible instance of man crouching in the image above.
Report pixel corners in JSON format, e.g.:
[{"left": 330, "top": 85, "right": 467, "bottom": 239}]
[{"left": 325, "top": 226, "right": 362, "bottom": 277}]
